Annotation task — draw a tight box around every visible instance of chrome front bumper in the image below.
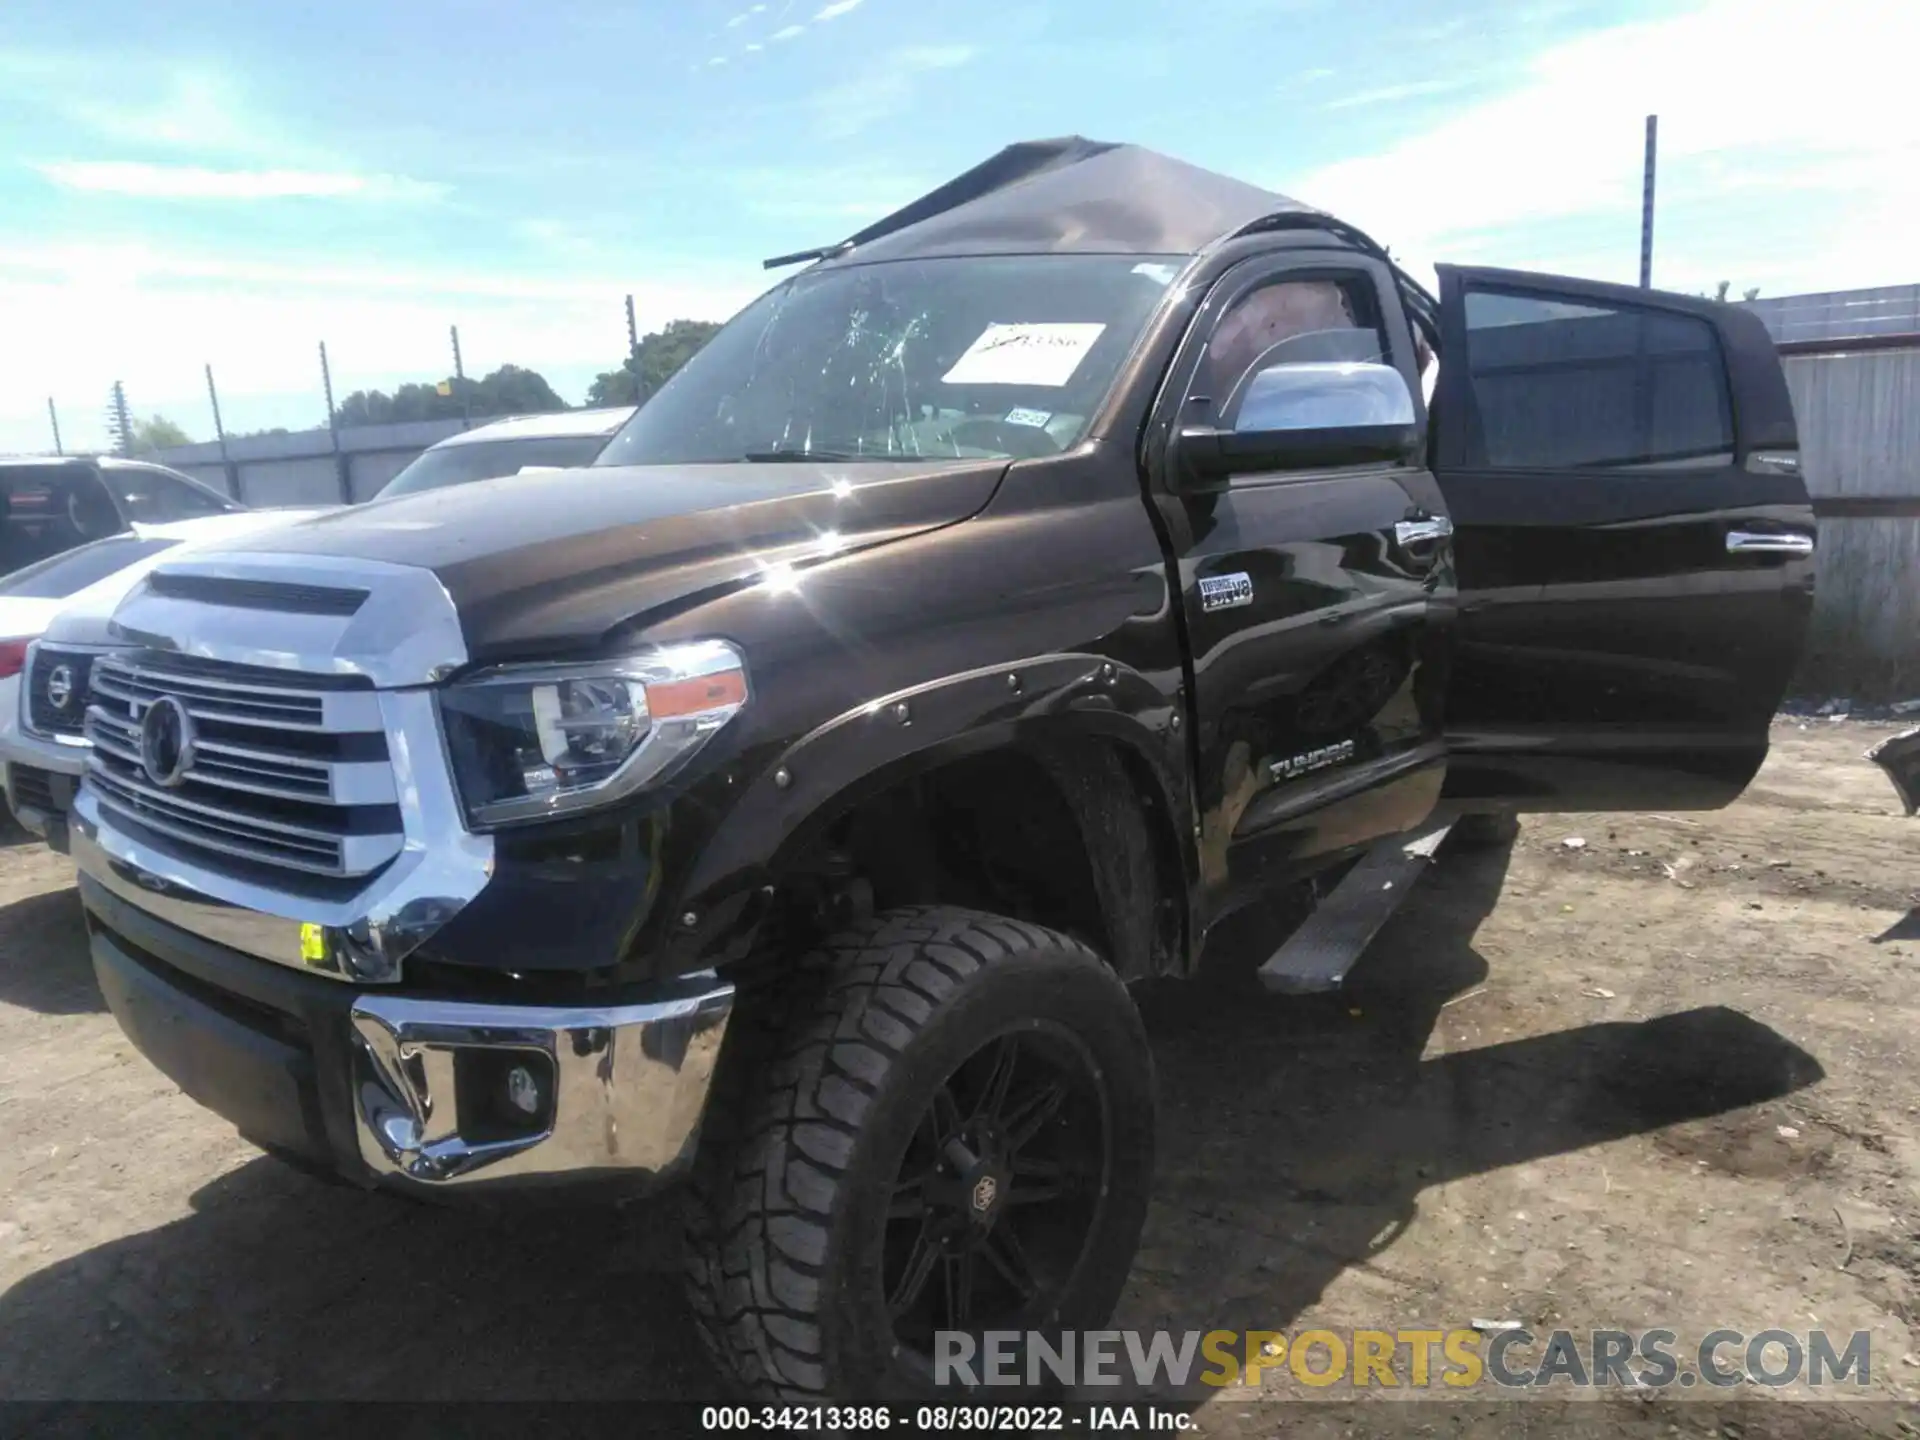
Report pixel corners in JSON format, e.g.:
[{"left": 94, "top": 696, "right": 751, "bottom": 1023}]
[
  {"left": 82, "top": 862, "right": 736, "bottom": 1196},
  {"left": 350, "top": 980, "right": 734, "bottom": 1189}
]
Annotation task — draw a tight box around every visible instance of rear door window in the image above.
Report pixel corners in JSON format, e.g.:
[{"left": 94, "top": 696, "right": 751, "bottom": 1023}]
[{"left": 1458, "top": 289, "right": 1734, "bottom": 470}]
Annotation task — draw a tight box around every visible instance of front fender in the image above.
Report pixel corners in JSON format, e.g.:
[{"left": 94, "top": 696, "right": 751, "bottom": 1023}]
[{"left": 669, "top": 651, "right": 1193, "bottom": 976}]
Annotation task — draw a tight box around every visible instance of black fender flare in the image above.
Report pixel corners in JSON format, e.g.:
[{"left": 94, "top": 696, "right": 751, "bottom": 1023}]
[{"left": 678, "top": 652, "right": 1196, "bottom": 977}]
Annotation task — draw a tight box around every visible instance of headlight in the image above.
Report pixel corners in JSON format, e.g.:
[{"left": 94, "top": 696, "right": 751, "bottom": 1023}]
[{"left": 438, "top": 640, "right": 749, "bottom": 827}]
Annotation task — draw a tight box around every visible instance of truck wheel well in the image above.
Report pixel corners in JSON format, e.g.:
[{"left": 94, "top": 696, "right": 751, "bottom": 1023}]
[{"left": 775, "top": 741, "right": 1182, "bottom": 980}]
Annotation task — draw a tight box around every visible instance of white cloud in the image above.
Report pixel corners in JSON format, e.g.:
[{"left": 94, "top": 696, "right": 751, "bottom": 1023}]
[
  {"left": 814, "top": 0, "right": 865, "bottom": 19},
  {"left": 726, "top": 163, "right": 932, "bottom": 226},
  {"left": 770, "top": 23, "right": 806, "bottom": 40},
  {"left": 0, "top": 244, "right": 764, "bottom": 451},
  {"left": 35, "top": 161, "right": 446, "bottom": 202},
  {"left": 1282, "top": 0, "right": 1920, "bottom": 295},
  {"left": 808, "top": 45, "right": 976, "bottom": 138},
  {"left": 1323, "top": 78, "right": 1474, "bottom": 111}
]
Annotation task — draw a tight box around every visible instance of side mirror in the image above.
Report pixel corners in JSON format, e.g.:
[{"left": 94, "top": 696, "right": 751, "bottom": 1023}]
[{"left": 1178, "top": 361, "right": 1419, "bottom": 483}]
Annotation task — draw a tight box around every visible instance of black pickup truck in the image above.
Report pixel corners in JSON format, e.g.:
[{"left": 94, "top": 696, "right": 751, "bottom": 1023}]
[{"left": 66, "top": 137, "right": 1815, "bottom": 1401}]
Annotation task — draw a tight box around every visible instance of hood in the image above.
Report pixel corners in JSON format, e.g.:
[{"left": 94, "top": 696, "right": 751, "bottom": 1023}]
[
  {"left": 40, "top": 508, "right": 337, "bottom": 644},
  {"left": 195, "top": 459, "right": 1008, "bottom": 660}
]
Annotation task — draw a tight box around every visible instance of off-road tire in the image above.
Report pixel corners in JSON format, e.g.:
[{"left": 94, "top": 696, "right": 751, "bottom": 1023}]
[{"left": 682, "top": 905, "right": 1155, "bottom": 1402}]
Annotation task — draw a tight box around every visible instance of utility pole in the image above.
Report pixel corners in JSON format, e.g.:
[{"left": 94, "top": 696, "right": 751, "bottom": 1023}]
[
  {"left": 1639, "top": 114, "right": 1658, "bottom": 289},
  {"left": 47, "top": 398, "right": 63, "bottom": 456},
  {"left": 108, "top": 381, "right": 133, "bottom": 457},
  {"left": 450, "top": 324, "right": 471, "bottom": 430},
  {"left": 206, "top": 363, "right": 236, "bottom": 498},
  {"left": 625, "top": 293, "right": 642, "bottom": 404},
  {"left": 320, "top": 341, "right": 350, "bottom": 503}
]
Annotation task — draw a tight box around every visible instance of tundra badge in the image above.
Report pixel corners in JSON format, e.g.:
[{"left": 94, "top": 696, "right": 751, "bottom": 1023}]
[
  {"left": 1270, "top": 738, "right": 1357, "bottom": 782},
  {"left": 1199, "top": 572, "right": 1254, "bottom": 612}
]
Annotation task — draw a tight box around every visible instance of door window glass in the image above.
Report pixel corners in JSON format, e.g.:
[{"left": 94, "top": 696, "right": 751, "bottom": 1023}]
[
  {"left": 1461, "top": 290, "right": 1733, "bottom": 470},
  {"left": 1196, "top": 277, "right": 1388, "bottom": 427},
  {"left": 104, "top": 466, "right": 235, "bottom": 523}
]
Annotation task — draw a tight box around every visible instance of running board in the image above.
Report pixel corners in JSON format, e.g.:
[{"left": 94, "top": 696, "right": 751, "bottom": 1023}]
[{"left": 1257, "top": 823, "right": 1453, "bottom": 995}]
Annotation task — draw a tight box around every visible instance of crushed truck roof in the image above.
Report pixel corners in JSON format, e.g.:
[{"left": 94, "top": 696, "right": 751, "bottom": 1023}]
[{"left": 771, "top": 136, "right": 1318, "bottom": 270}]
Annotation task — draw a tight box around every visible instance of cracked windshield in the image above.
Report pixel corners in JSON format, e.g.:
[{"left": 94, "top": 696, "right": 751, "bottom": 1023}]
[{"left": 593, "top": 256, "right": 1179, "bottom": 465}]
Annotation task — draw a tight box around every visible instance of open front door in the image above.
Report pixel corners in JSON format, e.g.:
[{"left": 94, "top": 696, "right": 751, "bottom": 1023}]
[{"left": 1430, "top": 265, "right": 1815, "bottom": 811}]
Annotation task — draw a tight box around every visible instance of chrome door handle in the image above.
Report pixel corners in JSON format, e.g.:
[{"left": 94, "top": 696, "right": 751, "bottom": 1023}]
[
  {"left": 1726, "top": 530, "right": 1814, "bottom": 556},
  {"left": 1395, "top": 516, "right": 1454, "bottom": 547}
]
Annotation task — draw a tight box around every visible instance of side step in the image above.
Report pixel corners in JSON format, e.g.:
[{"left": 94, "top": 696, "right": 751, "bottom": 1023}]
[{"left": 1257, "top": 823, "right": 1452, "bottom": 995}]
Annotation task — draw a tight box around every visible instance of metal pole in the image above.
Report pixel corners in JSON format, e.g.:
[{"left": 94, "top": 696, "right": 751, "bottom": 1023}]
[
  {"left": 450, "top": 324, "right": 471, "bottom": 430},
  {"left": 320, "top": 341, "right": 350, "bottom": 503},
  {"left": 205, "top": 364, "right": 237, "bottom": 499},
  {"left": 47, "top": 398, "right": 63, "bottom": 455},
  {"left": 1639, "top": 114, "right": 1658, "bottom": 289},
  {"left": 625, "top": 294, "right": 642, "bottom": 403}
]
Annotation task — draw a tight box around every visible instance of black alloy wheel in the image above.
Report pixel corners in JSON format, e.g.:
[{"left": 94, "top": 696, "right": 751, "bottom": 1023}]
[{"left": 883, "top": 1024, "right": 1108, "bottom": 1352}]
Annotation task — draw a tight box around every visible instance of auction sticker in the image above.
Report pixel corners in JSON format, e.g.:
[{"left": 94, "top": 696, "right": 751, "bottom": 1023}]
[{"left": 943, "top": 323, "right": 1106, "bottom": 387}]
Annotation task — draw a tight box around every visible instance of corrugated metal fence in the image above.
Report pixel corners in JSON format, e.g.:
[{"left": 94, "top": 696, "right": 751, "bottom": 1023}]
[
  {"left": 1744, "top": 285, "right": 1920, "bottom": 698},
  {"left": 154, "top": 418, "right": 468, "bottom": 506}
]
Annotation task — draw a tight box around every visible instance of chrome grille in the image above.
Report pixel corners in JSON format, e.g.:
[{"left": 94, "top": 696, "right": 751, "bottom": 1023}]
[
  {"left": 24, "top": 645, "right": 95, "bottom": 739},
  {"left": 85, "top": 655, "right": 403, "bottom": 880}
]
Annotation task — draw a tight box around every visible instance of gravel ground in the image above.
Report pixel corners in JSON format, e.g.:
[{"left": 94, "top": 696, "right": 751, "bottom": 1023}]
[{"left": 1, "top": 721, "right": 1916, "bottom": 1435}]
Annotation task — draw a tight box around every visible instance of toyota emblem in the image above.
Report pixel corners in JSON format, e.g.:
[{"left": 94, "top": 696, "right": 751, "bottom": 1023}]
[
  {"left": 45, "top": 664, "right": 73, "bottom": 710},
  {"left": 139, "top": 696, "right": 196, "bottom": 789}
]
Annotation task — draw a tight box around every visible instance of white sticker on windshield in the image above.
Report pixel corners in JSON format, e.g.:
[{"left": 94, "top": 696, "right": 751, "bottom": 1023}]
[
  {"left": 1131, "top": 262, "right": 1181, "bottom": 285},
  {"left": 942, "top": 323, "right": 1107, "bottom": 387},
  {"left": 1005, "top": 407, "right": 1053, "bottom": 428}
]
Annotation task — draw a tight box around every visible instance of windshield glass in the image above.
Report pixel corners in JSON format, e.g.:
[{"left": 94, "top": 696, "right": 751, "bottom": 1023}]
[
  {"left": 593, "top": 255, "right": 1181, "bottom": 467},
  {"left": 0, "top": 535, "right": 177, "bottom": 599},
  {"left": 378, "top": 434, "right": 612, "bottom": 497},
  {"left": 99, "top": 467, "right": 238, "bottom": 522}
]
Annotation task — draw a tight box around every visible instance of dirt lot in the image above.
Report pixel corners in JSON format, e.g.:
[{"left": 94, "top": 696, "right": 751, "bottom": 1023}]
[{"left": 2, "top": 721, "right": 1918, "bottom": 1431}]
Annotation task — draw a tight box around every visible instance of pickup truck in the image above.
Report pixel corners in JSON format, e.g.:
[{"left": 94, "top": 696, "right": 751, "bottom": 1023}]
[{"left": 68, "top": 137, "right": 1816, "bottom": 1402}]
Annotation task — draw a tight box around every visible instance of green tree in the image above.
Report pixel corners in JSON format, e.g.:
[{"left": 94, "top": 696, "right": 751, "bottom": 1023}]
[
  {"left": 477, "top": 363, "right": 566, "bottom": 415},
  {"left": 333, "top": 364, "right": 568, "bottom": 428},
  {"left": 587, "top": 319, "right": 723, "bottom": 407},
  {"left": 130, "top": 414, "right": 192, "bottom": 453}
]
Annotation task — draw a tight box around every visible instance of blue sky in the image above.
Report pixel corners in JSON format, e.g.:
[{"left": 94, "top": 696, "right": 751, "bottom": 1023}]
[{"left": 2, "top": 0, "right": 1914, "bottom": 450}]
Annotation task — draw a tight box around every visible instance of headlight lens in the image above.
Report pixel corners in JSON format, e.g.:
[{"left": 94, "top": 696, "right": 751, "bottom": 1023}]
[{"left": 439, "top": 640, "right": 748, "bottom": 827}]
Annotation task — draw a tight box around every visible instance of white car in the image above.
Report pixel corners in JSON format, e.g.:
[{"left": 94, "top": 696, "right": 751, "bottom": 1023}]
[
  {"left": 1, "top": 509, "right": 330, "bottom": 851},
  {"left": 373, "top": 405, "right": 636, "bottom": 498}
]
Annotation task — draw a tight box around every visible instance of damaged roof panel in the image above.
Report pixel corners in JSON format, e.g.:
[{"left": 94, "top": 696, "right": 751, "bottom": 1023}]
[{"left": 774, "top": 136, "right": 1316, "bottom": 270}]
